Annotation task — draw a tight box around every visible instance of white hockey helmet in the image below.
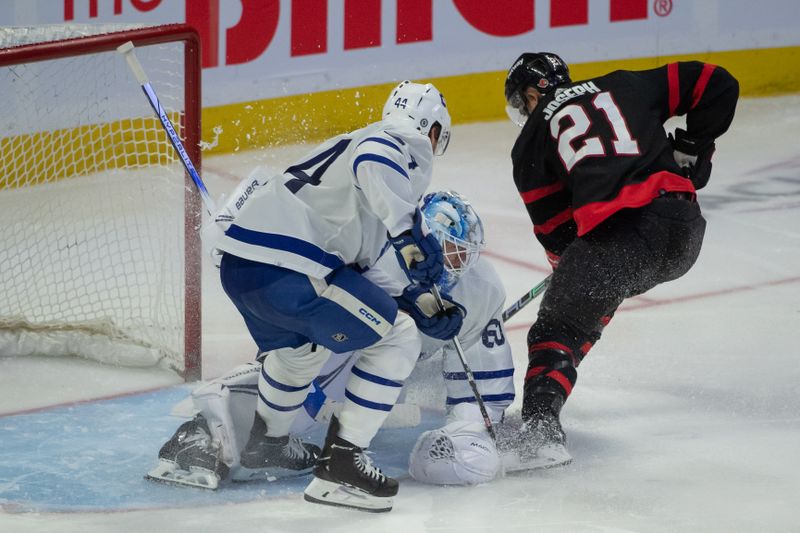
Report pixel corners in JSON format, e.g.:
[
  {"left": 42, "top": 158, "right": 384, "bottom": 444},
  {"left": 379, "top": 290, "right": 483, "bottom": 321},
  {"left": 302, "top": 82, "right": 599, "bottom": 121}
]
[
  {"left": 383, "top": 80, "right": 451, "bottom": 156},
  {"left": 421, "top": 190, "right": 485, "bottom": 290}
]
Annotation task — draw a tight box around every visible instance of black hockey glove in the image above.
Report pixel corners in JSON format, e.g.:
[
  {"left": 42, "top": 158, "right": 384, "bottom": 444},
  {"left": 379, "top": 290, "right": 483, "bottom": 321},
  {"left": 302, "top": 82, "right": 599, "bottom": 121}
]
[
  {"left": 395, "top": 284, "right": 465, "bottom": 340},
  {"left": 669, "top": 128, "right": 716, "bottom": 190}
]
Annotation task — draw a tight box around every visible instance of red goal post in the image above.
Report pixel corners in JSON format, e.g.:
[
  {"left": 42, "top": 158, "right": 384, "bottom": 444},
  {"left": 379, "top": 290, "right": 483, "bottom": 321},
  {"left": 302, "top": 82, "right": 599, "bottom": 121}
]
[{"left": 0, "top": 24, "right": 203, "bottom": 380}]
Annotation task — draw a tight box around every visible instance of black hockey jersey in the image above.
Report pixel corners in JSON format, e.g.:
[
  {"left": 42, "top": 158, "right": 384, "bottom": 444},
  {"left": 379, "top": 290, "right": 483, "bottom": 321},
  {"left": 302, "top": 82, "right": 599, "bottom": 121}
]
[{"left": 511, "top": 61, "right": 739, "bottom": 255}]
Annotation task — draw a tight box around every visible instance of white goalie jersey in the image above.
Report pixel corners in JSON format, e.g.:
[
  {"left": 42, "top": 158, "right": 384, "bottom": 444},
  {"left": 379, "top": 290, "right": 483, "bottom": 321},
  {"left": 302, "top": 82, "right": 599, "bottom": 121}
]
[
  {"left": 175, "top": 251, "right": 514, "bottom": 486},
  {"left": 360, "top": 250, "right": 514, "bottom": 422}
]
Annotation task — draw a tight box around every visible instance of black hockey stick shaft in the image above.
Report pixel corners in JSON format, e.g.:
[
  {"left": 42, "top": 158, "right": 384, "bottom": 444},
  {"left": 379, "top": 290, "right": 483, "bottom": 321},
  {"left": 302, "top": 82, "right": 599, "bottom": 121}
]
[
  {"left": 501, "top": 274, "right": 552, "bottom": 323},
  {"left": 431, "top": 285, "right": 497, "bottom": 442}
]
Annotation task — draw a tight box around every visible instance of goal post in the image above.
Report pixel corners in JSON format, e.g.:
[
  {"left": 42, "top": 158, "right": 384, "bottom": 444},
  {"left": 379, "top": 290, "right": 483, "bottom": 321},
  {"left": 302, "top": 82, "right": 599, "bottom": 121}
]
[{"left": 0, "top": 24, "right": 203, "bottom": 380}]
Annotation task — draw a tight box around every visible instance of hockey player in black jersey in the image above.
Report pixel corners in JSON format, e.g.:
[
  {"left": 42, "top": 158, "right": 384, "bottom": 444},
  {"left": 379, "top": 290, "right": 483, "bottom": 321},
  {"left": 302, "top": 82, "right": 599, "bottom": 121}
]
[{"left": 503, "top": 52, "right": 739, "bottom": 462}]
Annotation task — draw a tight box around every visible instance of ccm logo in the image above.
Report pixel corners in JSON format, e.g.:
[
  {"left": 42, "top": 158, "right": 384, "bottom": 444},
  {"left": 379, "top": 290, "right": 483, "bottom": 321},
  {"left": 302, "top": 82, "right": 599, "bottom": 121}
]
[{"left": 359, "top": 308, "right": 381, "bottom": 326}]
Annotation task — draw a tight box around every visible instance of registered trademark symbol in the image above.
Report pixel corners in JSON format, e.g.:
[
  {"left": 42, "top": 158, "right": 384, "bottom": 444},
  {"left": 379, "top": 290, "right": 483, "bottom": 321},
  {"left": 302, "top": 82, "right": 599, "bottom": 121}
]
[{"left": 654, "top": 0, "right": 673, "bottom": 16}]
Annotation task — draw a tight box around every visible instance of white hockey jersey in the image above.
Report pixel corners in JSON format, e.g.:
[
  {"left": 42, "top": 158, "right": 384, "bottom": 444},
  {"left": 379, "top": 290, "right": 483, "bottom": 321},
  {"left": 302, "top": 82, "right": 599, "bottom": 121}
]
[{"left": 207, "top": 120, "right": 434, "bottom": 279}]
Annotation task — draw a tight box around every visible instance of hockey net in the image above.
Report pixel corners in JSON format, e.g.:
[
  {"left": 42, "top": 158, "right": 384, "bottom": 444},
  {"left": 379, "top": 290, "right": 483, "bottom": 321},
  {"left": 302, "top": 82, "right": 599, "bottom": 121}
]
[{"left": 0, "top": 24, "right": 202, "bottom": 379}]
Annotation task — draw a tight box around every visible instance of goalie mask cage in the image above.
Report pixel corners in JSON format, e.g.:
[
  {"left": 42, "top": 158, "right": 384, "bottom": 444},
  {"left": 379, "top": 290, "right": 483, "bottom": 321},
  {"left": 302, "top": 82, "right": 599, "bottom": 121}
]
[{"left": 0, "top": 24, "right": 202, "bottom": 380}]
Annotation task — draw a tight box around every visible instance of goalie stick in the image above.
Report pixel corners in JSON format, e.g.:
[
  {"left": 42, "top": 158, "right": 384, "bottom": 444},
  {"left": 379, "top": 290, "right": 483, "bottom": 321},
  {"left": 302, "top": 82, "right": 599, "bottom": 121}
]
[
  {"left": 431, "top": 285, "right": 497, "bottom": 442},
  {"left": 430, "top": 274, "right": 552, "bottom": 444},
  {"left": 117, "top": 41, "right": 216, "bottom": 216}
]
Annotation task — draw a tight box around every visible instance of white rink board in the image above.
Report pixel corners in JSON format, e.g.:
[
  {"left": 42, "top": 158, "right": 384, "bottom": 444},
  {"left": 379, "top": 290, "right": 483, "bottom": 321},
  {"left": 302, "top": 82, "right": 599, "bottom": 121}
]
[{"left": 0, "top": 1, "right": 797, "bottom": 106}]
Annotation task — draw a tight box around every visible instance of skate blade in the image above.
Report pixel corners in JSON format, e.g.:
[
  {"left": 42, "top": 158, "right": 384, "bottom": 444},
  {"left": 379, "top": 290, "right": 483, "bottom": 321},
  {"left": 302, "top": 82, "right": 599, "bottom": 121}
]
[
  {"left": 303, "top": 477, "right": 393, "bottom": 513},
  {"left": 501, "top": 444, "right": 573, "bottom": 474},
  {"left": 145, "top": 460, "right": 220, "bottom": 490},
  {"left": 230, "top": 464, "right": 313, "bottom": 483}
]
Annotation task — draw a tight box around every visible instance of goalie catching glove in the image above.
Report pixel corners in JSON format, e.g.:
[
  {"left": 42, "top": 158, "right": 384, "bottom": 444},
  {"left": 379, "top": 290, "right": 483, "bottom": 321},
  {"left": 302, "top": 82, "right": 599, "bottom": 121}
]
[
  {"left": 409, "top": 420, "right": 500, "bottom": 485},
  {"left": 390, "top": 208, "right": 444, "bottom": 287},
  {"left": 395, "top": 284, "right": 465, "bottom": 340},
  {"left": 669, "top": 128, "right": 716, "bottom": 190}
]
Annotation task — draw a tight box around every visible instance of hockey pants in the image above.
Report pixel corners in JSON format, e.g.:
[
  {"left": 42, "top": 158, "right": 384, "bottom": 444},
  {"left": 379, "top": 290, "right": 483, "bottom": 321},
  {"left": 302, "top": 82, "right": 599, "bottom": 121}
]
[{"left": 524, "top": 196, "right": 707, "bottom": 417}]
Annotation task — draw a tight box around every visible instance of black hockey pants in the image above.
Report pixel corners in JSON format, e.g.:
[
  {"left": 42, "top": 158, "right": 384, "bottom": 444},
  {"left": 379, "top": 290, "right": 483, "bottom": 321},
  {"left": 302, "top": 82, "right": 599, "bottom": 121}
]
[{"left": 523, "top": 195, "right": 706, "bottom": 419}]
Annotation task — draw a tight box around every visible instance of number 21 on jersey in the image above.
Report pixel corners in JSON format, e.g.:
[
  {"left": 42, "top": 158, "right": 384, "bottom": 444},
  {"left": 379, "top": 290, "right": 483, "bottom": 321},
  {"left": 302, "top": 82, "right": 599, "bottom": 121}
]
[{"left": 550, "top": 91, "right": 640, "bottom": 172}]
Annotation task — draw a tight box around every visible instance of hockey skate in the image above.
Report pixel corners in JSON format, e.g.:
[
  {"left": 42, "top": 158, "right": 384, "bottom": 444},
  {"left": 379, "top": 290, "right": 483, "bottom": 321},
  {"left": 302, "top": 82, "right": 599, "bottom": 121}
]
[
  {"left": 497, "top": 412, "right": 573, "bottom": 473},
  {"left": 234, "top": 413, "right": 321, "bottom": 482},
  {"left": 145, "top": 415, "right": 229, "bottom": 490},
  {"left": 303, "top": 417, "right": 398, "bottom": 513}
]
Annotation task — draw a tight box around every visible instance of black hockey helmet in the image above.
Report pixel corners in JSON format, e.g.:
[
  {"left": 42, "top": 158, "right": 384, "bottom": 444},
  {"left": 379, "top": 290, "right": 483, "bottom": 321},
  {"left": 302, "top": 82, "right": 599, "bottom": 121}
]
[{"left": 504, "top": 52, "right": 571, "bottom": 114}]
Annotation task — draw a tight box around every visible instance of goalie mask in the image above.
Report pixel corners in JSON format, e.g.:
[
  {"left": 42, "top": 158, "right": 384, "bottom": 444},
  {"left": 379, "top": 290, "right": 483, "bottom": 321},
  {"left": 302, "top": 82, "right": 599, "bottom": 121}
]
[
  {"left": 421, "top": 190, "right": 485, "bottom": 292},
  {"left": 504, "top": 52, "right": 571, "bottom": 127},
  {"left": 383, "top": 80, "right": 452, "bottom": 156}
]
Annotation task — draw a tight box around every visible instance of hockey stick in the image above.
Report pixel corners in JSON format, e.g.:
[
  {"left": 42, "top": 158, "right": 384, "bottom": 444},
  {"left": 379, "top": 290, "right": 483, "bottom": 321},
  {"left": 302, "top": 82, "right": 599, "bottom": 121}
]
[
  {"left": 429, "top": 274, "right": 551, "bottom": 443},
  {"left": 117, "top": 41, "right": 216, "bottom": 216},
  {"left": 431, "top": 285, "right": 497, "bottom": 442},
  {"left": 501, "top": 274, "right": 552, "bottom": 323}
]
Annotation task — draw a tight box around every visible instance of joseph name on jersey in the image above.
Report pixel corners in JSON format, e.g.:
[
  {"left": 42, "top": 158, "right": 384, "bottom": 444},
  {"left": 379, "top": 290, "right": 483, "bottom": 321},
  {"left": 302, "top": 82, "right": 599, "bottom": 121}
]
[
  {"left": 512, "top": 61, "right": 738, "bottom": 253},
  {"left": 209, "top": 120, "right": 434, "bottom": 279}
]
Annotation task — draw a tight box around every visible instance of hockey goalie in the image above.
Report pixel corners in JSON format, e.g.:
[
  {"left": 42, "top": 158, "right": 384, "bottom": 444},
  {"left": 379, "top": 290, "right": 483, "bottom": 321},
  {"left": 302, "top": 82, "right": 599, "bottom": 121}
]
[{"left": 146, "top": 190, "right": 571, "bottom": 491}]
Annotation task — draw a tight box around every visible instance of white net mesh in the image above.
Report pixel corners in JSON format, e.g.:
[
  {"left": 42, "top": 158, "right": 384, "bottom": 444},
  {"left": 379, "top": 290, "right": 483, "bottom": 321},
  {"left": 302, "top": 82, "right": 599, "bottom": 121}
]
[
  {"left": 0, "top": 24, "right": 146, "bottom": 48},
  {"left": 0, "top": 26, "right": 193, "bottom": 372}
]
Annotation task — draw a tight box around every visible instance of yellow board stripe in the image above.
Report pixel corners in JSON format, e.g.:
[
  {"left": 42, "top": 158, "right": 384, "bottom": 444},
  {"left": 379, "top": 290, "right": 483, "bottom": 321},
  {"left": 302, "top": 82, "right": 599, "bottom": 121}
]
[
  {"left": 0, "top": 115, "right": 181, "bottom": 190},
  {"left": 3, "top": 45, "right": 797, "bottom": 186},
  {"left": 202, "top": 45, "right": 800, "bottom": 155}
]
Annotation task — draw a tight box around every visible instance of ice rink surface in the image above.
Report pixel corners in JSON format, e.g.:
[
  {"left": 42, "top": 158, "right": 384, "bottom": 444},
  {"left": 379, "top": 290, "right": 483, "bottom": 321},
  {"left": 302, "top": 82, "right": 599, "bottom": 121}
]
[{"left": 1, "top": 95, "right": 799, "bottom": 532}]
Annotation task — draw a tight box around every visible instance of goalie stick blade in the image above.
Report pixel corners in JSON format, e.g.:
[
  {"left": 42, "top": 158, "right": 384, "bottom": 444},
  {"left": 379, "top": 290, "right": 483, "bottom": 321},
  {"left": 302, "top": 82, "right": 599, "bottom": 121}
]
[
  {"left": 500, "top": 443, "right": 573, "bottom": 474},
  {"left": 145, "top": 459, "right": 221, "bottom": 490},
  {"left": 303, "top": 477, "right": 393, "bottom": 513}
]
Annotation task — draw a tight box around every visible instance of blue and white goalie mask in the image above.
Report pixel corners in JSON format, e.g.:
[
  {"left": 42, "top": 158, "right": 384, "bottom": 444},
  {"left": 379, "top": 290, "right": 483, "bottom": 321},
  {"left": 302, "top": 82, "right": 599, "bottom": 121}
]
[{"left": 421, "top": 191, "right": 485, "bottom": 291}]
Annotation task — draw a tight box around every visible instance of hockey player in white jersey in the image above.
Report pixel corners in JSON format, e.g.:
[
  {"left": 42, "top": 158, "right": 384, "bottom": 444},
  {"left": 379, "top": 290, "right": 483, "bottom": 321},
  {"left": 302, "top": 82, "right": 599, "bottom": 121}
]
[
  {"left": 149, "top": 191, "right": 565, "bottom": 495},
  {"left": 180, "top": 81, "right": 460, "bottom": 512}
]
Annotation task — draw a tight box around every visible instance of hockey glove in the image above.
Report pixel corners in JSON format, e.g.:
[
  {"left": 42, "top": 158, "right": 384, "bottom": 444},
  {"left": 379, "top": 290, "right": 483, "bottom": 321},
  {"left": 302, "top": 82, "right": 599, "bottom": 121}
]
[
  {"left": 395, "top": 284, "right": 465, "bottom": 340},
  {"left": 390, "top": 209, "right": 444, "bottom": 287},
  {"left": 669, "top": 128, "right": 716, "bottom": 190}
]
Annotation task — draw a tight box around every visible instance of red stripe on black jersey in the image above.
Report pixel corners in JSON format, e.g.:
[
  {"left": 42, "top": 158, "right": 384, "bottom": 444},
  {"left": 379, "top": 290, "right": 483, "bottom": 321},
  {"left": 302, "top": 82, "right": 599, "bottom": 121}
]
[
  {"left": 667, "top": 63, "right": 680, "bottom": 116},
  {"left": 691, "top": 64, "right": 717, "bottom": 110},
  {"left": 533, "top": 207, "right": 574, "bottom": 235},
  {"left": 572, "top": 171, "right": 695, "bottom": 235},
  {"left": 520, "top": 182, "right": 564, "bottom": 203}
]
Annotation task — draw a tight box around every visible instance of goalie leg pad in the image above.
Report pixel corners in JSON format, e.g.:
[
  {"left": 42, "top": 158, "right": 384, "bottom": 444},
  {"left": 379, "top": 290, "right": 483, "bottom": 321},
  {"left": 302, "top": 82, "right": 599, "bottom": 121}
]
[{"left": 408, "top": 420, "right": 500, "bottom": 485}]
